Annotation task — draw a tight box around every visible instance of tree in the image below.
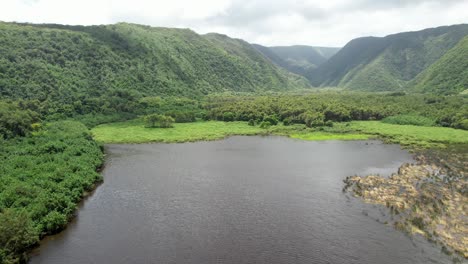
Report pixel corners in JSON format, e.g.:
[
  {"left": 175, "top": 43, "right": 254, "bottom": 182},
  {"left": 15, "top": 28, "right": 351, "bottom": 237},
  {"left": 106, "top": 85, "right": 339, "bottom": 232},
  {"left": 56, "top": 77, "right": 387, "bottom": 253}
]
[
  {"left": 144, "top": 114, "right": 174, "bottom": 128},
  {"left": 144, "top": 114, "right": 160, "bottom": 128},
  {"left": 0, "top": 209, "right": 39, "bottom": 263},
  {"left": 223, "top": 112, "right": 235, "bottom": 122},
  {"left": 159, "top": 115, "right": 175, "bottom": 128},
  {"left": 301, "top": 111, "right": 325, "bottom": 128},
  {"left": 263, "top": 115, "right": 278, "bottom": 125}
]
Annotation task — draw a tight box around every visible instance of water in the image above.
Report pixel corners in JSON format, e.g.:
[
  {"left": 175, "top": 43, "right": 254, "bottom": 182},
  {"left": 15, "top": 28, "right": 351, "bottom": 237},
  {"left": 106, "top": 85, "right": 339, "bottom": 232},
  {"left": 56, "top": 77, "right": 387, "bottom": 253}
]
[{"left": 30, "top": 136, "right": 452, "bottom": 264}]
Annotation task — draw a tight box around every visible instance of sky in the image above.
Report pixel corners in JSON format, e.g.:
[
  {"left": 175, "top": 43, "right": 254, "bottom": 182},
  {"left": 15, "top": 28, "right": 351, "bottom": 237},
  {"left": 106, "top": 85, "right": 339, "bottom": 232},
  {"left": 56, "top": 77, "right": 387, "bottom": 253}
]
[{"left": 0, "top": 0, "right": 467, "bottom": 47}]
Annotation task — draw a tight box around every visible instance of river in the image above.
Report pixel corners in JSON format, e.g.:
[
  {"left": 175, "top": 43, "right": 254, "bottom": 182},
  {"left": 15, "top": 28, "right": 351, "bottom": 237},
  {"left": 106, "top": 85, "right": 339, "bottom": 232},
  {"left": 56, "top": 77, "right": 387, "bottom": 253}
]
[{"left": 30, "top": 136, "right": 452, "bottom": 264}]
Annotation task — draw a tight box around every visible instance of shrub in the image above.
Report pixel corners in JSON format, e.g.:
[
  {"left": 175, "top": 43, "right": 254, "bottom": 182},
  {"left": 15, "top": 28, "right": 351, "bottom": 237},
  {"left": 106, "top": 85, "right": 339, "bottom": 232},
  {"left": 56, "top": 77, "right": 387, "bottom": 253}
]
[
  {"left": 382, "top": 115, "right": 436, "bottom": 127},
  {"left": 454, "top": 119, "right": 468, "bottom": 130},
  {"left": 248, "top": 119, "right": 256, "bottom": 126},
  {"left": 223, "top": 112, "right": 235, "bottom": 122},
  {"left": 259, "top": 121, "right": 271, "bottom": 129},
  {"left": 144, "top": 114, "right": 174, "bottom": 128},
  {"left": 42, "top": 211, "right": 68, "bottom": 234},
  {"left": 263, "top": 115, "right": 278, "bottom": 125},
  {"left": 159, "top": 115, "right": 175, "bottom": 128},
  {"left": 325, "top": 120, "right": 334, "bottom": 127},
  {"left": 166, "top": 111, "right": 196, "bottom": 123},
  {"left": 301, "top": 111, "right": 325, "bottom": 128},
  {"left": 144, "top": 114, "right": 160, "bottom": 128}
]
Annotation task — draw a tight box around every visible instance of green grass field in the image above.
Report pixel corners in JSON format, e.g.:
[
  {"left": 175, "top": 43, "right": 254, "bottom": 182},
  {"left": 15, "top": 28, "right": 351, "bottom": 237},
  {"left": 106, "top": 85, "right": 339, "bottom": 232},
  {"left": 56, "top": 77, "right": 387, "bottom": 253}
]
[
  {"left": 91, "top": 120, "right": 264, "bottom": 143},
  {"left": 91, "top": 119, "right": 468, "bottom": 147},
  {"left": 289, "top": 132, "right": 370, "bottom": 141},
  {"left": 347, "top": 121, "right": 468, "bottom": 147}
]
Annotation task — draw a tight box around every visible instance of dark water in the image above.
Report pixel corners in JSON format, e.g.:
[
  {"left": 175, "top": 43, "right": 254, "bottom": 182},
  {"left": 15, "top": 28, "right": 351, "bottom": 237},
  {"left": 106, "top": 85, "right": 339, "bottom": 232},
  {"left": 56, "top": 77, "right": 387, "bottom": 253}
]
[{"left": 30, "top": 137, "right": 452, "bottom": 264}]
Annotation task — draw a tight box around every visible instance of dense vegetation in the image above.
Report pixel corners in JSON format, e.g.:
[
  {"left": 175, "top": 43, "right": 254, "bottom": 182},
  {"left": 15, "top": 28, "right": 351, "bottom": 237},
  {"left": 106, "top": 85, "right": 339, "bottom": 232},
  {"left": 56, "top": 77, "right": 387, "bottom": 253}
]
[
  {"left": 0, "top": 20, "right": 467, "bottom": 263},
  {"left": 203, "top": 92, "right": 468, "bottom": 130},
  {"left": 381, "top": 114, "right": 436, "bottom": 127},
  {"left": 307, "top": 24, "right": 468, "bottom": 93},
  {"left": 411, "top": 35, "right": 468, "bottom": 94},
  {"left": 0, "top": 121, "right": 103, "bottom": 263},
  {"left": 0, "top": 22, "right": 307, "bottom": 103}
]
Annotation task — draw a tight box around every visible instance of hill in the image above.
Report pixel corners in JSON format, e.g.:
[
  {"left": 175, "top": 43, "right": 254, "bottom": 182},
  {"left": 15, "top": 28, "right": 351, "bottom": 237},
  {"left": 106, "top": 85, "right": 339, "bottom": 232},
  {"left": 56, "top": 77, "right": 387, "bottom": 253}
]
[
  {"left": 0, "top": 22, "right": 308, "bottom": 102},
  {"left": 410, "top": 35, "right": 468, "bottom": 95},
  {"left": 308, "top": 24, "right": 468, "bottom": 92},
  {"left": 253, "top": 44, "right": 340, "bottom": 77}
]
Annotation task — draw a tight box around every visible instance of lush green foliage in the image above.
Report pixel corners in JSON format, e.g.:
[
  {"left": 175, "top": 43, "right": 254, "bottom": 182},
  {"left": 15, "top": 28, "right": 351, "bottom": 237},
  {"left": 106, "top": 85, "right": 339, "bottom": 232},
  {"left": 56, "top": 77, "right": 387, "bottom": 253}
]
[
  {"left": 204, "top": 92, "right": 467, "bottom": 130},
  {"left": 0, "top": 22, "right": 307, "bottom": 119},
  {"left": 0, "top": 121, "right": 103, "bottom": 263},
  {"left": 308, "top": 24, "right": 468, "bottom": 93},
  {"left": 259, "top": 121, "right": 272, "bottom": 129},
  {"left": 0, "top": 101, "right": 39, "bottom": 139},
  {"left": 144, "top": 114, "right": 174, "bottom": 128},
  {"left": 411, "top": 35, "right": 468, "bottom": 94},
  {"left": 382, "top": 115, "right": 436, "bottom": 127}
]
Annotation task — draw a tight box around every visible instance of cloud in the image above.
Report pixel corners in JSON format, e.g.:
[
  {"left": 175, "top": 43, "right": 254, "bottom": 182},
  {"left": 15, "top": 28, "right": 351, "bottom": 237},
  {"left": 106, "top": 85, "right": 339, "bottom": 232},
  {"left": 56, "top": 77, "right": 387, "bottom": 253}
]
[{"left": 0, "top": 0, "right": 467, "bottom": 46}]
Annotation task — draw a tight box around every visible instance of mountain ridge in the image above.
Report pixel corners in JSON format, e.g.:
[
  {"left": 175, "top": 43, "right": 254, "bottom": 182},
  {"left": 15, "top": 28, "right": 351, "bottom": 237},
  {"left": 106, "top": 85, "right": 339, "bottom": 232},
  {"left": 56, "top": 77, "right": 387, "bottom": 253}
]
[
  {"left": 308, "top": 24, "right": 468, "bottom": 93},
  {"left": 0, "top": 21, "right": 309, "bottom": 102}
]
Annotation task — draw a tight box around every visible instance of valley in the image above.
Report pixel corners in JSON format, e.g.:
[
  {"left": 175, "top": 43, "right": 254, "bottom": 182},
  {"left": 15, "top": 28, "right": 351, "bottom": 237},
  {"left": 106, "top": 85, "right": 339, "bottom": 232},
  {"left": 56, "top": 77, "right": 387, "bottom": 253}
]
[{"left": 0, "top": 20, "right": 466, "bottom": 264}]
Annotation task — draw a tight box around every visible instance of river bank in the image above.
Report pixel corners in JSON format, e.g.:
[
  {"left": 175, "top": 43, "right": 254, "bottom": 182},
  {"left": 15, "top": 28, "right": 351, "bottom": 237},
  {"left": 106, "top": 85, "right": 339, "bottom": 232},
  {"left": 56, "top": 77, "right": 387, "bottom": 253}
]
[
  {"left": 91, "top": 119, "right": 468, "bottom": 145},
  {"left": 344, "top": 146, "right": 467, "bottom": 261},
  {"left": 31, "top": 137, "right": 453, "bottom": 264}
]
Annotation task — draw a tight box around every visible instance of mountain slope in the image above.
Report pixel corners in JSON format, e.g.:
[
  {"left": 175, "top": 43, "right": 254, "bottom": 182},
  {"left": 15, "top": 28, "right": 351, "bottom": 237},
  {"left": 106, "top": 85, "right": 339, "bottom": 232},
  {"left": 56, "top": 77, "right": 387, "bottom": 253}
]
[
  {"left": 410, "top": 35, "right": 468, "bottom": 94},
  {"left": 253, "top": 45, "right": 340, "bottom": 77},
  {"left": 308, "top": 24, "right": 468, "bottom": 92},
  {"left": 0, "top": 22, "right": 308, "bottom": 102}
]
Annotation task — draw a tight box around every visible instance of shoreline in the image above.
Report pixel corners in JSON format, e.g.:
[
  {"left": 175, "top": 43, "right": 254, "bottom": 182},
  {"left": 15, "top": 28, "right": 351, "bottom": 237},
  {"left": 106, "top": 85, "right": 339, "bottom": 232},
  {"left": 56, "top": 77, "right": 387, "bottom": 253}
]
[
  {"left": 343, "top": 147, "right": 467, "bottom": 260},
  {"left": 30, "top": 122, "right": 467, "bottom": 262}
]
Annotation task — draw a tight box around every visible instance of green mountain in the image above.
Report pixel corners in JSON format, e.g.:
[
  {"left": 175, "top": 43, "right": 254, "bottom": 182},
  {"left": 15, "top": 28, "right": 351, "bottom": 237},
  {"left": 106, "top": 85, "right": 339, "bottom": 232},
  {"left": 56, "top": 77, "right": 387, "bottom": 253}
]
[
  {"left": 253, "top": 44, "right": 340, "bottom": 77},
  {"left": 0, "top": 22, "right": 308, "bottom": 102},
  {"left": 410, "top": 35, "right": 468, "bottom": 95},
  {"left": 308, "top": 24, "right": 468, "bottom": 92}
]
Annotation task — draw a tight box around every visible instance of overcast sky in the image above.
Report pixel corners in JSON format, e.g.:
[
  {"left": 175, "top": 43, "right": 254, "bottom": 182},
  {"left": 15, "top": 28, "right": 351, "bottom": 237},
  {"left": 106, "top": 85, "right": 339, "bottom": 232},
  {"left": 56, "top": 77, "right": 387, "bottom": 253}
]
[{"left": 1, "top": 0, "right": 467, "bottom": 46}]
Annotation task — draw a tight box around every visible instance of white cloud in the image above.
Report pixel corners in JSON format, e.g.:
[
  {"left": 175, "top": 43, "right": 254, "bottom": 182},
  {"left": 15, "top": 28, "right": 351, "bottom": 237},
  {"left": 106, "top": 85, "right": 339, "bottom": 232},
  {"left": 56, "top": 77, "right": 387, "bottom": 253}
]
[{"left": 0, "top": 0, "right": 467, "bottom": 46}]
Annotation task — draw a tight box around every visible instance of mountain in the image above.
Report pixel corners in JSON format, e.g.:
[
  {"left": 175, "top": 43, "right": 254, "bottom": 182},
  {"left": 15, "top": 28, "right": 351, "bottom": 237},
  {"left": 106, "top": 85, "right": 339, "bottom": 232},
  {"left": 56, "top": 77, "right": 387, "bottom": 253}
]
[
  {"left": 308, "top": 24, "right": 468, "bottom": 92},
  {"left": 0, "top": 22, "right": 309, "bottom": 102},
  {"left": 410, "top": 35, "right": 468, "bottom": 95},
  {"left": 253, "top": 45, "right": 340, "bottom": 77}
]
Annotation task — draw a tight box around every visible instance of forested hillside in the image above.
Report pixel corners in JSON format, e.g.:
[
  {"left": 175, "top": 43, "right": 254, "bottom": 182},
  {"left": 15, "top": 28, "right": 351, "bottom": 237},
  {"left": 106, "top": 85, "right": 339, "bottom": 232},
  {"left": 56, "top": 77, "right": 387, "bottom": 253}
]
[
  {"left": 253, "top": 44, "right": 340, "bottom": 77},
  {"left": 308, "top": 24, "right": 468, "bottom": 92},
  {"left": 0, "top": 22, "right": 308, "bottom": 102},
  {"left": 410, "top": 35, "right": 468, "bottom": 95}
]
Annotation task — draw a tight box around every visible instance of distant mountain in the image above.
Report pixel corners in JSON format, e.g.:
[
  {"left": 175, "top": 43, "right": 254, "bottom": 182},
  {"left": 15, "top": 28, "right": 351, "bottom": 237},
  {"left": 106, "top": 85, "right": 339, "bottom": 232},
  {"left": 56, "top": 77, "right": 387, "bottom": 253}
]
[
  {"left": 308, "top": 24, "right": 468, "bottom": 92},
  {"left": 410, "top": 35, "right": 468, "bottom": 95},
  {"left": 253, "top": 45, "right": 340, "bottom": 77},
  {"left": 0, "top": 22, "right": 309, "bottom": 102}
]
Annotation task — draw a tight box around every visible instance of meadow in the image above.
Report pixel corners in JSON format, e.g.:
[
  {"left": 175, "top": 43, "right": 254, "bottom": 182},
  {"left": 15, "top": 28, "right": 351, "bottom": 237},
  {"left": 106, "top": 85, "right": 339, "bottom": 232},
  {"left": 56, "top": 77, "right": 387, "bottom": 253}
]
[
  {"left": 91, "top": 118, "right": 468, "bottom": 148},
  {"left": 92, "top": 120, "right": 264, "bottom": 143}
]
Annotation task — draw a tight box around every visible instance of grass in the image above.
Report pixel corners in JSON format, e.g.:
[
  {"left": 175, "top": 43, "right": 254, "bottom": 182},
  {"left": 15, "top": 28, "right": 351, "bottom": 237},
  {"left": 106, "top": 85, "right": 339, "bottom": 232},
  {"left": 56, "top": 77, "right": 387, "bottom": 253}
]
[
  {"left": 91, "top": 119, "right": 468, "bottom": 148},
  {"left": 289, "top": 132, "right": 370, "bottom": 141},
  {"left": 91, "top": 120, "right": 264, "bottom": 143},
  {"left": 381, "top": 115, "right": 436, "bottom": 127},
  {"left": 346, "top": 121, "right": 468, "bottom": 148}
]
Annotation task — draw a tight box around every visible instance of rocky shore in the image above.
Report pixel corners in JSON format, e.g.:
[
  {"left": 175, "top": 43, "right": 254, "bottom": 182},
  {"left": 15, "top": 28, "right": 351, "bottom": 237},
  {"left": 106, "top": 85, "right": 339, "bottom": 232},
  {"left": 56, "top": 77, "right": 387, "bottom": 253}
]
[{"left": 344, "top": 148, "right": 467, "bottom": 260}]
